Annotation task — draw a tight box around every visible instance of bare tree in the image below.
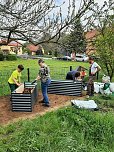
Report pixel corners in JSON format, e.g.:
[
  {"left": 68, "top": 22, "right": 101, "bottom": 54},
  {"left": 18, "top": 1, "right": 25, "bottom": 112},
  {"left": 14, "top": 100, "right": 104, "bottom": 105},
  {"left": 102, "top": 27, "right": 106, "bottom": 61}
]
[
  {"left": 84, "top": 0, "right": 114, "bottom": 34},
  {"left": 0, "top": 0, "right": 94, "bottom": 45}
]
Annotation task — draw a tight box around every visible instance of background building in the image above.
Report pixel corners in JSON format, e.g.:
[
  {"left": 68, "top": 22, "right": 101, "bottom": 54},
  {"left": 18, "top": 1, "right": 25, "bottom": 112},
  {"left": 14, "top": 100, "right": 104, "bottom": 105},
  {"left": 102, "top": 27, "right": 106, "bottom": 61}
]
[
  {"left": 0, "top": 40, "right": 22, "bottom": 55},
  {"left": 27, "top": 44, "right": 44, "bottom": 55},
  {"left": 85, "top": 30, "right": 98, "bottom": 55}
]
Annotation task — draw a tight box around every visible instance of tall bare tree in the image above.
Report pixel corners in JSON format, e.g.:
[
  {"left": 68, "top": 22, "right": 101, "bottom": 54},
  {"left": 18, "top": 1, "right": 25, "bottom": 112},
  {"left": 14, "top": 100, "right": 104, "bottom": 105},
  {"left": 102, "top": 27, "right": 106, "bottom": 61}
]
[
  {"left": 85, "top": 0, "right": 114, "bottom": 34},
  {"left": 0, "top": 0, "right": 94, "bottom": 45}
]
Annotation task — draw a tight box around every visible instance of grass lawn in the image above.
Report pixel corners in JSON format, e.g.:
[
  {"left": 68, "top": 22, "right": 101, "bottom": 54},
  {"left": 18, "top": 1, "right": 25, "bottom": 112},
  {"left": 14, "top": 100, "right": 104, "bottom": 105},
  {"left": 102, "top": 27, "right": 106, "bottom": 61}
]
[
  {"left": 0, "top": 59, "right": 90, "bottom": 96},
  {"left": 0, "top": 59, "right": 114, "bottom": 152},
  {"left": 0, "top": 95, "right": 114, "bottom": 152},
  {"left": 0, "top": 58, "right": 90, "bottom": 72}
]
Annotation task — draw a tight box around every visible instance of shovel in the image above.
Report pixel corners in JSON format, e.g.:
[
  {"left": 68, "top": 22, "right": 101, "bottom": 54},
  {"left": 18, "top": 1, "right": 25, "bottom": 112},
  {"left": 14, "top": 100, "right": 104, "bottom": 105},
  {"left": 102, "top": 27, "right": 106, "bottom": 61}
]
[{"left": 31, "top": 79, "right": 37, "bottom": 84}]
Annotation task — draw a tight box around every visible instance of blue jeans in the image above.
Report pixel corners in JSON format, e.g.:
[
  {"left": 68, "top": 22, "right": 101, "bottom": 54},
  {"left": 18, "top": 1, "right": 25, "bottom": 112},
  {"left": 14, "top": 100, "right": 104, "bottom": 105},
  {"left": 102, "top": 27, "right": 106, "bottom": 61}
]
[{"left": 41, "top": 79, "right": 51, "bottom": 105}]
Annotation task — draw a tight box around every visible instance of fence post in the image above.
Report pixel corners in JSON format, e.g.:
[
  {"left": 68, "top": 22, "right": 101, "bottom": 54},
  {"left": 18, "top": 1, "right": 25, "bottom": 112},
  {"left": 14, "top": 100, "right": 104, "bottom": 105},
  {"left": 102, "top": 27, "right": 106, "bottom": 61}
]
[
  {"left": 70, "top": 66, "right": 72, "bottom": 71},
  {"left": 27, "top": 68, "right": 30, "bottom": 82},
  {"left": 97, "top": 71, "right": 99, "bottom": 80}
]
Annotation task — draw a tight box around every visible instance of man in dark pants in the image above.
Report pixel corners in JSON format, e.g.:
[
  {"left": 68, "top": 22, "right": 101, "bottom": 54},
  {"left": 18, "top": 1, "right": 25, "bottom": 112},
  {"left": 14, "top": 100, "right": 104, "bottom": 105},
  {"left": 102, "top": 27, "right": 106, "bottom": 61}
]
[{"left": 87, "top": 57, "right": 101, "bottom": 97}]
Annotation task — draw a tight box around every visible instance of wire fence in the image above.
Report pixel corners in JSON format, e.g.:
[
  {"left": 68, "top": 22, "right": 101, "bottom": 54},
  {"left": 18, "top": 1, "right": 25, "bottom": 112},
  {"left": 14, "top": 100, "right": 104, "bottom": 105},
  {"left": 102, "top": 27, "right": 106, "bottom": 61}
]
[{"left": 0, "top": 66, "right": 73, "bottom": 96}]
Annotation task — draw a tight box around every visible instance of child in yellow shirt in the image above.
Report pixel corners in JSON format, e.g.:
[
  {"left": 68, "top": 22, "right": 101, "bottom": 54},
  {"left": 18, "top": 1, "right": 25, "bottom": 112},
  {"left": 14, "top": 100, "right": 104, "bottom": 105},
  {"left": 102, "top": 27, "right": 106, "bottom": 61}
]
[{"left": 8, "top": 65, "right": 24, "bottom": 92}]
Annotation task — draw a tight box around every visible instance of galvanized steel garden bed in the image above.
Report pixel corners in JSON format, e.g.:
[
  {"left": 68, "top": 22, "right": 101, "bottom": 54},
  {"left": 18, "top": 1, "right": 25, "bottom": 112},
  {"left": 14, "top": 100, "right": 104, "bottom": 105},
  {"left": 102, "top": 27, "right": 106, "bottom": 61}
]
[
  {"left": 48, "top": 80, "right": 82, "bottom": 96},
  {"left": 11, "top": 82, "right": 38, "bottom": 112}
]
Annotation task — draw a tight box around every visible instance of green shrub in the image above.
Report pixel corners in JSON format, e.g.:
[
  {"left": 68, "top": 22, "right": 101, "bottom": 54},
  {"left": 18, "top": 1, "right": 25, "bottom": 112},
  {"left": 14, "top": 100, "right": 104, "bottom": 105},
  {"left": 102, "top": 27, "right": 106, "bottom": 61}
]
[
  {"left": 0, "top": 53, "right": 4, "bottom": 61},
  {"left": 54, "top": 51, "right": 58, "bottom": 57},
  {"left": 6, "top": 54, "right": 17, "bottom": 61}
]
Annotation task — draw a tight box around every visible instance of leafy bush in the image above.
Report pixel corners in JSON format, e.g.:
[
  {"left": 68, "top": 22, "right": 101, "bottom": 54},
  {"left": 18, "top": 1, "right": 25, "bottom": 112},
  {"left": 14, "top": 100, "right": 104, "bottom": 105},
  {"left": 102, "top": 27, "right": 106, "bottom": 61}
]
[
  {"left": 54, "top": 51, "right": 58, "bottom": 57},
  {"left": 94, "top": 29, "right": 114, "bottom": 81},
  {"left": 0, "top": 53, "right": 4, "bottom": 61},
  {"left": 6, "top": 54, "right": 17, "bottom": 61}
]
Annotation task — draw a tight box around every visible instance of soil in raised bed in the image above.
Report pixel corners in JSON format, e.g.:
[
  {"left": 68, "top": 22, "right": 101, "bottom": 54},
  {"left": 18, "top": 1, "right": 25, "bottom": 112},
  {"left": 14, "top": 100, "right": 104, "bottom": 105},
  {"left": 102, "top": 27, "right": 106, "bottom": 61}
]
[{"left": 0, "top": 91, "right": 81, "bottom": 125}]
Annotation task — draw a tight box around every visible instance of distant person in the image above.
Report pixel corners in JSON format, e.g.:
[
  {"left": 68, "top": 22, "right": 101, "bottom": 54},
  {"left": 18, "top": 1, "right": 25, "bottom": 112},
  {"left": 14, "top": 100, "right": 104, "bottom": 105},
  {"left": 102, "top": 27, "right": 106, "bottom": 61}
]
[
  {"left": 35, "top": 59, "right": 51, "bottom": 107},
  {"left": 8, "top": 65, "right": 24, "bottom": 92},
  {"left": 87, "top": 57, "right": 101, "bottom": 96}
]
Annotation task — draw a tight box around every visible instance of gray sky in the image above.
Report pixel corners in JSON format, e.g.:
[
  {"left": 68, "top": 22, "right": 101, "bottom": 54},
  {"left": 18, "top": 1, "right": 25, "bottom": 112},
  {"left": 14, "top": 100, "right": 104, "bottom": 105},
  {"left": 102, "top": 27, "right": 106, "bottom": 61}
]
[{"left": 55, "top": 0, "right": 110, "bottom": 17}]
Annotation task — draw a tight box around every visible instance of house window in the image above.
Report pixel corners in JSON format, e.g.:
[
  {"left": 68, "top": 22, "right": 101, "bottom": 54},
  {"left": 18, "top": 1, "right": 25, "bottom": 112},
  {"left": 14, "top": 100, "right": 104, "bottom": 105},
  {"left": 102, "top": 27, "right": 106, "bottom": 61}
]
[
  {"left": 3, "top": 49, "right": 9, "bottom": 55},
  {"left": 18, "top": 48, "right": 20, "bottom": 52},
  {"left": 10, "top": 47, "right": 14, "bottom": 52}
]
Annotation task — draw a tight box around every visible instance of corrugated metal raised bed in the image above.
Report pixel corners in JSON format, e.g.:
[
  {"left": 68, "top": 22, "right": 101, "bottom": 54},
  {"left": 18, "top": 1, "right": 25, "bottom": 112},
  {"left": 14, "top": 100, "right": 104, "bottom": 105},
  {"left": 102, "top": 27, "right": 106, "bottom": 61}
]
[
  {"left": 11, "top": 82, "right": 38, "bottom": 112},
  {"left": 48, "top": 80, "right": 82, "bottom": 96}
]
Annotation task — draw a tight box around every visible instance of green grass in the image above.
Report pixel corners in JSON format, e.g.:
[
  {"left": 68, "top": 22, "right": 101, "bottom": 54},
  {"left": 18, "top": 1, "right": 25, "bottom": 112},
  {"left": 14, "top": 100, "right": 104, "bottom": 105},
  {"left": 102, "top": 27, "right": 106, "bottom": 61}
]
[
  {"left": 0, "top": 58, "right": 89, "bottom": 71},
  {"left": 0, "top": 59, "right": 90, "bottom": 96},
  {"left": 90, "top": 94, "right": 114, "bottom": 109},
  {"left": 0, "top": 105, "right": 114, "bottom": 152},
  {"left": 0, "top": 59, "right": 114, "bottom": 152}
]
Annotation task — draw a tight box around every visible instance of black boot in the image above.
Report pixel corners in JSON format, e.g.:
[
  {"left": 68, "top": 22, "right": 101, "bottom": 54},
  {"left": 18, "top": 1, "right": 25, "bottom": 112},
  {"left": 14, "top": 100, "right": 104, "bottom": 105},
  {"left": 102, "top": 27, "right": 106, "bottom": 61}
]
[{"left": 39, "top": 99, "right": 45, "bottom": 103}]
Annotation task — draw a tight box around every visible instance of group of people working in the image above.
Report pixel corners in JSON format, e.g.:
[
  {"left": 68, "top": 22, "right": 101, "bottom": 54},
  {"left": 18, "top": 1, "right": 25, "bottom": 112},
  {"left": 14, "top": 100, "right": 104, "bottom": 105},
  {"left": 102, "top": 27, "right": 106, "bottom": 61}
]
[
  {"left": 8, "top": 59, "right": 51, "bottom": 107},
  {"left": 8, "top": 57, "right": 101, "bottom": 107}
]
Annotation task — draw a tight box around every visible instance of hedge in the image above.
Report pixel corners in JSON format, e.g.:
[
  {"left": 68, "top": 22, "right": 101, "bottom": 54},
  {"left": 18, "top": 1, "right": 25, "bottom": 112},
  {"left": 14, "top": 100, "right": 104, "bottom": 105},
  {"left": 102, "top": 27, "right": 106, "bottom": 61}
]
[
  {"left": 0, "top": 54, "right": 17, "bottom": 61},
  {"left": 0, "top": 53, "right": 4, "bottom": 61},
  {"left": 6, "top": 54, "right": 17, "bottom": 61}
]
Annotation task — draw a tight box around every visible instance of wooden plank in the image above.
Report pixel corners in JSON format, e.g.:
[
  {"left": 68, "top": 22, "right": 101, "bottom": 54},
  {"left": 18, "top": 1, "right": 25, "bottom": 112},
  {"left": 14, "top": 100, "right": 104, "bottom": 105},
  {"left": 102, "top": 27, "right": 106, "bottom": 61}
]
[{"left": 13, "top": 84, "right": 24, "bottom": 93}]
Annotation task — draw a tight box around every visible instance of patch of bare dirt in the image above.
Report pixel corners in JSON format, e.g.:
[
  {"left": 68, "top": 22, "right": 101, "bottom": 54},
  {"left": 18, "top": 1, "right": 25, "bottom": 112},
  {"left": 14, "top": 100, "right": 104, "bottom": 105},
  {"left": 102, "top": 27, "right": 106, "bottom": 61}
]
[{"left": 0, "top": 92, "right": 84, "bottom": 125}]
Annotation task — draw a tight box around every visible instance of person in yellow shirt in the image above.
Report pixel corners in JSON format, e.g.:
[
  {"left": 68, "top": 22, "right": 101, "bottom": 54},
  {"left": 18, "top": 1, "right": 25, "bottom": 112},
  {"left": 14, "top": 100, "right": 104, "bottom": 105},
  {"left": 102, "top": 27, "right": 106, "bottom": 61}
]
[{"left": 8, "top": 65, "right": 24, "bottom": 92}]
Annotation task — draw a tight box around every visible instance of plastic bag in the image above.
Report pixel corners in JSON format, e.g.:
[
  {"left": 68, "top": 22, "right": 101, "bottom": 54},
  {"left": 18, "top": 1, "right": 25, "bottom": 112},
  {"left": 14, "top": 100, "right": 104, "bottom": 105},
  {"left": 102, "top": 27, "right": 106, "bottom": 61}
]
[
  {"left": 102, "top": 75, "right": 110, "bottom": 83},
  {"left": 71, "top": 100, "right": 98, "bottom": 109},
  {"left": 110, "top": 83, "right": 114, "bottom": 92}
]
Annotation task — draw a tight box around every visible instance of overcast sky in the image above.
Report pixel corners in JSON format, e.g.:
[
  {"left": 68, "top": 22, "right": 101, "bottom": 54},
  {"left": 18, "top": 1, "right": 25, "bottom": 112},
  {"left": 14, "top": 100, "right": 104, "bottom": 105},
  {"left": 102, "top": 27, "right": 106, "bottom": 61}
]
[
  {"left": 56, "top": 0, "right": 109, "bottom": 8},
  {"left": 55, "top": 0, "right": 110, "bottom": 17}
]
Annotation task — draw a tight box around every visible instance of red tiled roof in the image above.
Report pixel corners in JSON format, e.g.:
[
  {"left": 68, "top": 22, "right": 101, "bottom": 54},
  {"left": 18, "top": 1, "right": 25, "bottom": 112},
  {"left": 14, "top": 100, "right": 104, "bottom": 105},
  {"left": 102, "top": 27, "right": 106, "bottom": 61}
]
[
  {"left": 0, "top": 40, "right": 22, "bottom": 46},
  {"left": 85, "top": 30, "right": 98, "bottom": 40},
  {"left": 27, "top": 44, "right": 40, "bottom": 52},
  {"left": 8, "top": 41, "right": 22, "bottom": 47},
  {"left": 0, "top": 40, "right": 7, "bottom": 45}
]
